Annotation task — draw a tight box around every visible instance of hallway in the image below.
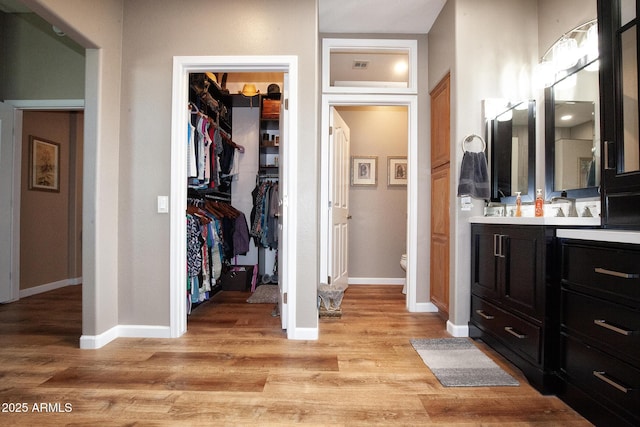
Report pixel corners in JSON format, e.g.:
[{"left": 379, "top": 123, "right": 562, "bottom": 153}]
[{"left": 0, "top": 285, "right": 589, "bottom": 425}]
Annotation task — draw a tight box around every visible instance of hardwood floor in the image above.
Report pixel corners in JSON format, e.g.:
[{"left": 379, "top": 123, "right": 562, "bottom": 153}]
[{"left": 0, "top": 285, "right": 590, "bottom": 426}]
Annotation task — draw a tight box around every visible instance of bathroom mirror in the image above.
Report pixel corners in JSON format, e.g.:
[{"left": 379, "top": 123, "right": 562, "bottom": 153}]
[
  {"left": 545, "top": 62, "right": 601, "bottom": 199},
  {"left": 489, "top": 100, "right": 536, "bottom": 202}
]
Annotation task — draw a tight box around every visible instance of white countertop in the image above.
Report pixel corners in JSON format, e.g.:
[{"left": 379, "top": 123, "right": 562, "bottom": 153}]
[
  {"left": 469, "top": 216, "right": 602, "bottom": 226},
  {"left": 556, "top": 228, "right": 640, "bottom": 244}
]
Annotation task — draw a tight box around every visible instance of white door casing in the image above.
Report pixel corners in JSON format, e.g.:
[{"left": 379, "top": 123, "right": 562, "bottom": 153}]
[
  {"left": 328, "top": 107, "right": 350, "bottom": 291},
  {"left": 170, "top": 56, "right": 300, "bottom": 338},
  {"left": 277, "top": 72, "right": 289, "bottom": 329},
  {"left": 0, "top": 102, "right": 16, "bottom": 303},
  {"left": 320, "top": 94, "right": 418, "bottom": 311}
]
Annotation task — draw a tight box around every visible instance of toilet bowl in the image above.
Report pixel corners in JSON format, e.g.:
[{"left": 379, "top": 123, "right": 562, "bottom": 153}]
[
  {"left": 400, "top": 254, "right": 407, "bottom": 294},
  {"left": 400, "top": 254, "right": 407, "bottom": 271}
]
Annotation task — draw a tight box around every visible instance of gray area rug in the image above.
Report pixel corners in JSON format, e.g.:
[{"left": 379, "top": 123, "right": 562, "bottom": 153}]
[
  {"left": 246, "top": 285, "right": 278, "bottom": 304},
  {"left": 410, "top": 338, "right": 519, "bottom": 387}
]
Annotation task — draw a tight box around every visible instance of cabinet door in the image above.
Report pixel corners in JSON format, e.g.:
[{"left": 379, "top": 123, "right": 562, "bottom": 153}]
[
  {"left": 471, "top": 225, "right": 500, "bottom": 301},
  {"left": 430, "top": 166, "right": 450, "bottom": 315},
  {"left": 598, "top": 0, "right": 640, "bottom": 228},
  {"left": 502, "top": 226, "right": 544, "bottom": 320}
]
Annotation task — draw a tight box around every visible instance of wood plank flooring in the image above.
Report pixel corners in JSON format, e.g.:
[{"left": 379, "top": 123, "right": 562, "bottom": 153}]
[{"left": 0, "top": 285, "right": 591, "bottom": 426}]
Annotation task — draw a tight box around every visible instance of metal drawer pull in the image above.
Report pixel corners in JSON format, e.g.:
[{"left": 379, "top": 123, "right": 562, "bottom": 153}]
[
  {"left": 594, "top": 319, "right": 634, "bottom": 336},
  {"left": 593, "top": 371, "right": 631, "bottom": 393},
  {"left": 594, "top": 267, "right": 639, "bottom": 279},
  {"left": 476, "top": 310, "right": 494, "bottom": 320},
  {"left": 504, "top": 326, "right": 526, "bottom": 339}
]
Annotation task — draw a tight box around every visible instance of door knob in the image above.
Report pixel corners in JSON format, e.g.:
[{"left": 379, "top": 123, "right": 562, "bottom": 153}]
[{"left": 347, "top": 215, "right": 352, "bottom": 219}]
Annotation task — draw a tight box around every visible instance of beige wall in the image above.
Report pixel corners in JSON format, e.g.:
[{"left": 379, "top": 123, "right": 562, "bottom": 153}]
[
  {"left": 430, "top": 0, "right": 540, "bottom": 328},
  {"left": 429, "top": 0, "right": 597, "bottom": 330},
  {"left": 538, "top": 0, "right": 597, "bottom": 56},
  {"left": 337, "top": 106, "right": 407, "bottom": 279},
  {"left": 113, "top": 0, "right": 318, "bottom": 328},
  {"left": 20, "top": 0, "right": 318, "bottom": 337},
  {"left": 24, "top": 0, "right": 124, "bottom": 336},
  {"left": 0, "top": 11, "right": 84, "bottom": 101},
  {"left": 20, "top": 110, "right": 83, "bottom": 289}
]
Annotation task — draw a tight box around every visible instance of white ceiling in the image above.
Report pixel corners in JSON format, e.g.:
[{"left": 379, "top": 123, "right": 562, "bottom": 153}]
[{"left": 318, "top": 0, "right": 447, "bottom": 34}]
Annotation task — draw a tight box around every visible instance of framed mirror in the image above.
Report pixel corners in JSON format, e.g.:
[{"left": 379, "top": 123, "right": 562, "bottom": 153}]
[
  {"left": 489, "top": 100, "right": 536, "bottom": 202},
  {"left": 545, "top": 61, "right": 601, "bottom": 199}
]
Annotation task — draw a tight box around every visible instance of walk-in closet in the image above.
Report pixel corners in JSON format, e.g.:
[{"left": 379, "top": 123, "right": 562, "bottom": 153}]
[{"left": 186, "top": 71, "right": 283, "bottom": 316}]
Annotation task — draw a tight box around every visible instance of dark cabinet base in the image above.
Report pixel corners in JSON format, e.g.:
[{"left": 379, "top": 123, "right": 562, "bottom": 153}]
[
  {"left": 557, "top": 379, "right": 637, "bottom": 427},
  {"left": 469, "top": 322, "right": 558, "bottom": 395}
]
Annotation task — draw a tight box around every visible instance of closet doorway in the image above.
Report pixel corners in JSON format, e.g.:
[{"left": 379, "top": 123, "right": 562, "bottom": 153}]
[
  {"left": 185, "top": 71, "right": 283, "bottom": 323},
  {"left": 320, "top": 94, "right": 419, "bottom": 310},
  {"left": 170, "top": 56, "right": 299, "bottom": 339}
]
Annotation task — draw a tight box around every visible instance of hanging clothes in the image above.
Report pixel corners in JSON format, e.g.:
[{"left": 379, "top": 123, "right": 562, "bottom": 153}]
[{"left": 250, "top": 180, "right": 279, "bottom": 249}]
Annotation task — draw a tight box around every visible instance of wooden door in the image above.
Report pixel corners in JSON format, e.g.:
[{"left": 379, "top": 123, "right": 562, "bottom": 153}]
[{"left": 430, "top": 74, "right": 450, "bottom": 316}]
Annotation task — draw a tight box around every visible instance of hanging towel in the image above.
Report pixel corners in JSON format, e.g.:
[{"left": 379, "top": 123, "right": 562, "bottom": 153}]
[{"left": 457, "top": 151, "right": 490, "bottom": 199}]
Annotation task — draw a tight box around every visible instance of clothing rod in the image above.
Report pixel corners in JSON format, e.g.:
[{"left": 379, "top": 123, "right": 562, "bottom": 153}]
[{"left": 204, "top": 194, "right": 232, "bottom": 202}]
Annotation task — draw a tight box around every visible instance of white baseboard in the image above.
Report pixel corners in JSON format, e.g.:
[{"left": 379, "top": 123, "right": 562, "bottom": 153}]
[
  {"left": 287, "top": 327, "right": 318, "bottom": 340},
  {"left": 414, "top": 302, "right": 439, "bottom": 312},
  {"left": 80, "top": 324, "right": 172, "bottom": 349},
  {"left": 348, "top": 277, "right": 405, "bottom": 285},
  {"left": 446, "top": 320, "right": 469, "bottom": 337},
  {"left": 19, "top": 277, "right": 82, "bottom": 299}
]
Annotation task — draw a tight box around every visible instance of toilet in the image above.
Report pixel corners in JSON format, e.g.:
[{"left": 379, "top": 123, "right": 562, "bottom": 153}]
[{"left": 400, "top": 254, "right": 407, "bottom": 294}]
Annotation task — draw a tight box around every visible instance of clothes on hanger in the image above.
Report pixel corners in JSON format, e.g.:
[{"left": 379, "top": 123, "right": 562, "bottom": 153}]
[
  {"left": 186, "top": 196, "right": 250, "bottom": 312},
  {"left": 250, "top": 180, "right": 279, "bottom": 249},
  {"left": 187, "top": 103, "right": 244, "bottom": 193}
]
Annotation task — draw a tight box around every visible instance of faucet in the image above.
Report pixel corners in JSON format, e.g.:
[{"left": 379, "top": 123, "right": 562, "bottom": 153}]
[{"left": 550, "top": 194, "right": 578, "bottom": 217}]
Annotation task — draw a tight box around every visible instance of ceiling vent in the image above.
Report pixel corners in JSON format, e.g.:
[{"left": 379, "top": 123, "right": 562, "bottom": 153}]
[{"left": 352, "top": 60, "right": 370, "bottom": 70}]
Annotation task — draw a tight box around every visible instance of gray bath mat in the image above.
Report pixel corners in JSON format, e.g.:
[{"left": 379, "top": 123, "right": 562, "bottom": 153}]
[{"left": 410, "top": 338, "right": 519, "bottom": 387}]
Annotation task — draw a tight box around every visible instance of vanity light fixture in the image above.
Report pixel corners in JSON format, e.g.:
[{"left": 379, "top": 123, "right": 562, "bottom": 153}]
[
  {"left": 553, "top": 37, "right": 580, "bottom": 71},
  {"left": 537, "top": 19, "right": 598, "bottom": 87}
]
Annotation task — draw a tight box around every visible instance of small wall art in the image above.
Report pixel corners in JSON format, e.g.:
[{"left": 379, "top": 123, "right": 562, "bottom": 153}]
[
  {"left": 388, "top": 156, "right": 408, "bottom": 186},
  {"left": 351, "top": 156, "right": 377, "bottom": 186},
  {"left": 29, "top": 136, "right": 60, "bottom": 192}
]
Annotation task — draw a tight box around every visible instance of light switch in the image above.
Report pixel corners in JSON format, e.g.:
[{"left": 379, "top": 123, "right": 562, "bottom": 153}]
[{"left": 157, "top": 196, "right": 169, "bottom": 213}]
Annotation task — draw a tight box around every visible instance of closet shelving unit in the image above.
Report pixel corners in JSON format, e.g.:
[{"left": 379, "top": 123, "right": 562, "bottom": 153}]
[
  {"left": 257, "top": 91, "right": 281, "bottom": 281},
  {"left": 259, "top": 92, "right": 281, "bottom": 176}
]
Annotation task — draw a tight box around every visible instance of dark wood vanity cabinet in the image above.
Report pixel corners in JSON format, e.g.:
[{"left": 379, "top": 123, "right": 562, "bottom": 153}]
[
  {"left": 598, "top": 0, "right": 640, "bottom": 229},
  {"left": 557, "top": 239, "right": 640, "bottom": 427},
  {"left": 469, "top": 224, "right": 558, "bottom": 394}
]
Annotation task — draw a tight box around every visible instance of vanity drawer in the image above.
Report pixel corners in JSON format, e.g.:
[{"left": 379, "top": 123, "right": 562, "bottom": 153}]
[
  {"left": 561, "top": 334, "right": 640, "bottom": 425},
  {"left": 471, "top": 296, "right": 541, "bottom": 364},
  {"left": 562, "top": 243, "right": 640, "bottom": 302},
  {"left": 562, "top": 289, "right": 640, "bottom": 365}
]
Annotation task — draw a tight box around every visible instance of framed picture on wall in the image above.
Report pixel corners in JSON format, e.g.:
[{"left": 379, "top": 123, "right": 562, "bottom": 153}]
[
  {"left": 351, "top": 156, "right": 377, "bottom": 186},
  {"left": 29, "top": 136, "right": 60, "bottom": 192},
  {"left": 388, "top": 156, "right": 407, "bottom": 186}
]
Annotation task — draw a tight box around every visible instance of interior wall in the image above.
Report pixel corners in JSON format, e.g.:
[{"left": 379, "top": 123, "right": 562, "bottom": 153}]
[
  {"left": 336, "top": 106, "right": 407, "bottom": 279},
  {"left": 116, "top": 0, "right": 318, "bottom": 328},
  {"left": 0, "top": 10, "right": 84, "bottom": 101},
  {"left": 20, "top": 110, "right": 83, "bottom": 290},
  {"left": 538, "top": 0, "right": 597, "bottom": 56}
]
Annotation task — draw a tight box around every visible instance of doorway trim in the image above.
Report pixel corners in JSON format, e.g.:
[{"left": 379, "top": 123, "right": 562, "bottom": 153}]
[
  {"left": 170, "top": 56, "right": 298, "bottom": 338},
  {"left": 3, "top": 99, "right": 85, "bottom": 304},
  {"left": 320, "top": 94, "right": 419, "bottom": 311}
]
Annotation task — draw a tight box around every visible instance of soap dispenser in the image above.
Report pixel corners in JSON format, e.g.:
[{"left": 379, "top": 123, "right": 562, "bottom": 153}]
[
  {"left": 535, "top": 189, "right": 544, "bottom": 217},
  {"left": 515, "top": 192, "right": 522, "bottom": 217}
]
